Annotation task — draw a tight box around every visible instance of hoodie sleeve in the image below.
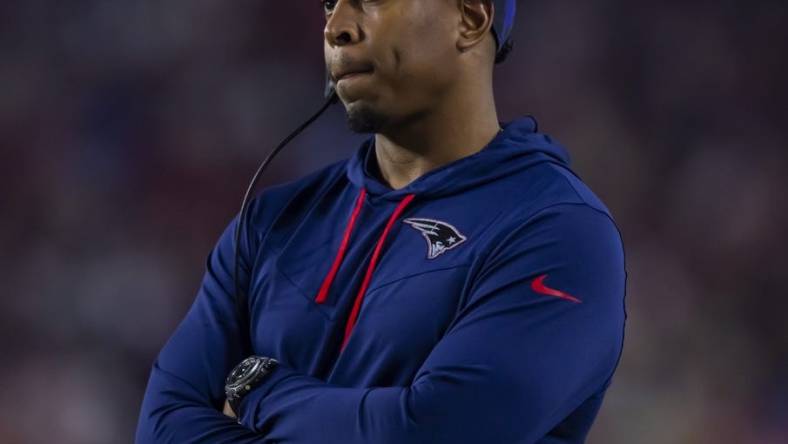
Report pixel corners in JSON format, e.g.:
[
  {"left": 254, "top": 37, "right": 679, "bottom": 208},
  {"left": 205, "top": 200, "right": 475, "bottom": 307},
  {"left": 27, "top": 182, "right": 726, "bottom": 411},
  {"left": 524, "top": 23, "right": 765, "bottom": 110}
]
[
  {"left": 236, "top": 203, "right": 627, "bottom": 443},
  {"left": 134, "top": 209, "right": 264, "bottom": 444}
]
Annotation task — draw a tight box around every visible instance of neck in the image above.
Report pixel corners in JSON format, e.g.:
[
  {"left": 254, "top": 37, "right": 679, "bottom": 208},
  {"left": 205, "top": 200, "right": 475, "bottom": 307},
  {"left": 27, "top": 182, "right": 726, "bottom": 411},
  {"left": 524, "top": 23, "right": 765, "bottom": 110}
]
[{"left": 373, "top": 84, "right": 501, "bottom": 190}]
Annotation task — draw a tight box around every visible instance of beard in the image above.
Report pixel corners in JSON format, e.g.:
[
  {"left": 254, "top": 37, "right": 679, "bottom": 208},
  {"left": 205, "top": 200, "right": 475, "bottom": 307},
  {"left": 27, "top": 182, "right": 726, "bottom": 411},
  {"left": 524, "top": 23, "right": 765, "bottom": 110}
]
[{"left": 345, "top": 102, "right": 389, "bottom": 134}]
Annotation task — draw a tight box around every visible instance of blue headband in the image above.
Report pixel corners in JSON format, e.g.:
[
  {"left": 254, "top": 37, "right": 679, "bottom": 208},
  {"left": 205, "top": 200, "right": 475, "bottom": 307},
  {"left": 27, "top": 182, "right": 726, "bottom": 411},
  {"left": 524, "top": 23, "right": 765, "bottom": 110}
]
[{"left": 492, "top": 0, "right": 517, "bottom": 53}]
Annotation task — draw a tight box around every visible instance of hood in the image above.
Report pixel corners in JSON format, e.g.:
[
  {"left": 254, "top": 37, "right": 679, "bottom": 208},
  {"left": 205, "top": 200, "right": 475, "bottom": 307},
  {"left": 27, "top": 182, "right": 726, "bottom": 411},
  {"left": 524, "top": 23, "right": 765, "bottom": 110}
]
[{"left": 346, "top": 116, "right": 572, "bottom": 201}]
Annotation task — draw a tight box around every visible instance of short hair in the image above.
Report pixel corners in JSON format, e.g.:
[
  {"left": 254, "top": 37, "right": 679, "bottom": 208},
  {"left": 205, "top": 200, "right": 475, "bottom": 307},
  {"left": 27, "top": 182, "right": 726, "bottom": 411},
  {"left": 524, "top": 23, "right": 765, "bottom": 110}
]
[{"left": 494, "top": 38, "right": 514, "bottom": 65}]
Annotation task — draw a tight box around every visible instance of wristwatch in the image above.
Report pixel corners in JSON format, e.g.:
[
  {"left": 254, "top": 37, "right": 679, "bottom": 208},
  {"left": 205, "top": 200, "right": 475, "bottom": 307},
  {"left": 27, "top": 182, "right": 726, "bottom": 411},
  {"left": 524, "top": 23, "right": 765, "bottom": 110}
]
[{"left": 225, "top": 356, "right": 279, "bottom": 415}]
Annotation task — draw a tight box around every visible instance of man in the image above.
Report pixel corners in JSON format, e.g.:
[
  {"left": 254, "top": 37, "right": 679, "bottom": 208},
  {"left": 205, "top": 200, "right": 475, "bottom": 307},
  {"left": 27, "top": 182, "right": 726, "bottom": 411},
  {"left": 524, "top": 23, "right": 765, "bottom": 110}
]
[{"left": 135, "top": 0, "right": 627, "bottom": 442}]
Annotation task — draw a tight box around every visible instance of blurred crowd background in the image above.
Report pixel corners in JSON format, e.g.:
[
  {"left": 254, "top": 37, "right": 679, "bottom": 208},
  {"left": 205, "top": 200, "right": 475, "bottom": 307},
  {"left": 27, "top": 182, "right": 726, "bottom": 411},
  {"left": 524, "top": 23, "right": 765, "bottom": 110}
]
[{"left": 1, "top": 1, "right": 786, "bottom": 443}]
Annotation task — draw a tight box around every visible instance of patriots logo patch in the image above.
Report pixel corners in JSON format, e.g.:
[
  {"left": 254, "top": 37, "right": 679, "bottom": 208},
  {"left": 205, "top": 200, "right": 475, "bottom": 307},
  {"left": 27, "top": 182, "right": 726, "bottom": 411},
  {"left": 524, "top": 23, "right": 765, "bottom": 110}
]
[{"left": 403, "top": 218, "right": 467, "bottom": 259}]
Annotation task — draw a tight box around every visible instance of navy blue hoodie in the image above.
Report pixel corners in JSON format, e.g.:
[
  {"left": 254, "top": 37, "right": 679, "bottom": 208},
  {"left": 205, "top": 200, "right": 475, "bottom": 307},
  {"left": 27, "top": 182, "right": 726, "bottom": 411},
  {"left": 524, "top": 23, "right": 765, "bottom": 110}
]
[{"left": 135, "top": 116, "right": 627, "bottom": 443}]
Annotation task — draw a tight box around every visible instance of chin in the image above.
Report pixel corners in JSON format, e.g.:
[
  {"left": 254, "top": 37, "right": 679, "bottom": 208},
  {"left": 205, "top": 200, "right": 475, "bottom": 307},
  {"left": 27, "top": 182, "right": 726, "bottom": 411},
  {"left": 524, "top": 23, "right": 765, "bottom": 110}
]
[{"left": 345, "top": 101, "right": 389, "bottom": 134}]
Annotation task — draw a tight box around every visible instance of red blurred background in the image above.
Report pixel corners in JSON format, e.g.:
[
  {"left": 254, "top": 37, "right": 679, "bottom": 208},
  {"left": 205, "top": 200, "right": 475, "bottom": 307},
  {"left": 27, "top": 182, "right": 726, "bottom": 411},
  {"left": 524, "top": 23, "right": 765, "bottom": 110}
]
[{"left": 1, "top": 1, "right": 786, "bottom": 443}]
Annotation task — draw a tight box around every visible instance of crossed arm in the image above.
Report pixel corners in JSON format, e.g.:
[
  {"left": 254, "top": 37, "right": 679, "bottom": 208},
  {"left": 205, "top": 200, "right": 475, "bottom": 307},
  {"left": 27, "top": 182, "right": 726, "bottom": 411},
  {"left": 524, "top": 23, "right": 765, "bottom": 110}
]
[{"left": 135, "top": 203, "right": 626, "bottom": 444}]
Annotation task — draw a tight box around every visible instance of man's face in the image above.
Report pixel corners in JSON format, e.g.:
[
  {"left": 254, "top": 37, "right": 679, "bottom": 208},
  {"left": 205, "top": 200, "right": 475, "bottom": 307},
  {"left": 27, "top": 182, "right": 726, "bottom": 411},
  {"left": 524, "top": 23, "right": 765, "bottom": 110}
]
[{"left": 323, "top": 0, "right": 463, "bottom": 133}]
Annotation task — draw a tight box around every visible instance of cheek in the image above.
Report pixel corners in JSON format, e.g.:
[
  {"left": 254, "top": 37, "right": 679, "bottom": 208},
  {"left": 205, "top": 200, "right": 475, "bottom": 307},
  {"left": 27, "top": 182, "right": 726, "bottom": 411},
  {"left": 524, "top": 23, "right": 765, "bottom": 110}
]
[
  {"left": 385, "top": 24, "right": 458, "bottom": 94},
  {"left": 361, "top": 3, "right": 459, "bottom": 113},
  {"left": 400, "top": 2, "right": 458, "bottom": 60}
]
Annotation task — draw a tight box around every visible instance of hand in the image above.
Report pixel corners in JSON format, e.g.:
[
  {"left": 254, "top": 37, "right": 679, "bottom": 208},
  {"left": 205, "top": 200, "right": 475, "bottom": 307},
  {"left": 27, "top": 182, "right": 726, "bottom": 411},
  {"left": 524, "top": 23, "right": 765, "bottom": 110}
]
[{"left": 223, "top": 399, "right": 237, "bottom": 419}]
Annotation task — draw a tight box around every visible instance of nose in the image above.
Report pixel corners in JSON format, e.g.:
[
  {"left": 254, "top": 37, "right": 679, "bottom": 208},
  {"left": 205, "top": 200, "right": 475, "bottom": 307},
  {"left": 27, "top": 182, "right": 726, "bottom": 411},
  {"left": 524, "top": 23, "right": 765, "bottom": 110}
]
[{"left": 324, "top": 0, "right": 363, "bottom": 47}]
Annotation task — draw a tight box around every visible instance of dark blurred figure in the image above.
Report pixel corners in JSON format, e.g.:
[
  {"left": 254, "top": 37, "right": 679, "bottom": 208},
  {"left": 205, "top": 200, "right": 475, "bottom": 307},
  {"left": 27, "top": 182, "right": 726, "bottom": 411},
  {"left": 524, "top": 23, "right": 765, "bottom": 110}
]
[{"left": 0, "top": 1, "right": 785, "bottom": 443}]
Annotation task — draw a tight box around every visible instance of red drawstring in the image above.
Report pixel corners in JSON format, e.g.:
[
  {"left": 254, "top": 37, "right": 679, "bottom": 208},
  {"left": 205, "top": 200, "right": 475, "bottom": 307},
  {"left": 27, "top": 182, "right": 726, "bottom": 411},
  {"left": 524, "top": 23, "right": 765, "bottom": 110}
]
[
  {"left": 315, "top": 188, "right": 367, "bottom": 304},
  {"left": 312, "top": 188, "right": 416, "bottom": 352},
  {"left": 341, "top": 193, "right": 416, "bottom": 350}
]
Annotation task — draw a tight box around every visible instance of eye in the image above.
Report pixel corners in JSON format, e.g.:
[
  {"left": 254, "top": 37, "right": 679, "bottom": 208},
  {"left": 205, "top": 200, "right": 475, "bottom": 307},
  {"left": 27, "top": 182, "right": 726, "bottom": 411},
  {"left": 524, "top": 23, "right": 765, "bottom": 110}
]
[{"left": 321, "top": 0, "right": 337, "bottom": 14}]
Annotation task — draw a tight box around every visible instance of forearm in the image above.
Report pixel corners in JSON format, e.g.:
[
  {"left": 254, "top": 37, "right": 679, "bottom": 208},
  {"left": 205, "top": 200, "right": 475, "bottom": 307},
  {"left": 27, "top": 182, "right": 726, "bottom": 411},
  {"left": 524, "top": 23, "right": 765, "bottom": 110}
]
[
  {"left": 135, "top": 361, "right": 264, "bottom": 444},
  {"left": 236, "top": 365, "right": 440, "bottom": 444}
]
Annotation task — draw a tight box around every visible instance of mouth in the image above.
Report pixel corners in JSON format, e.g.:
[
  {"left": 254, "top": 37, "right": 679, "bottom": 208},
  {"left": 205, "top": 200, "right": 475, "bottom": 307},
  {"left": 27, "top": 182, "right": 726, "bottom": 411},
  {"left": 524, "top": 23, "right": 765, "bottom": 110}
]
[
  {"left": 331, "top": 62, "right": 375, "bottom": 84},
  {"left": 337, "top": 69, "right": 374, "bottom": 83}
]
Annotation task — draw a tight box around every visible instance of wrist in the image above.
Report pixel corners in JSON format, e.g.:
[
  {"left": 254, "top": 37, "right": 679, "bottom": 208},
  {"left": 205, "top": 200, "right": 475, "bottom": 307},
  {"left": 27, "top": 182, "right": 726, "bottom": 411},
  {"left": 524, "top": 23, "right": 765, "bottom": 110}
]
[{"left": 225, "top": 356, "right": 279, "bottom": 415}]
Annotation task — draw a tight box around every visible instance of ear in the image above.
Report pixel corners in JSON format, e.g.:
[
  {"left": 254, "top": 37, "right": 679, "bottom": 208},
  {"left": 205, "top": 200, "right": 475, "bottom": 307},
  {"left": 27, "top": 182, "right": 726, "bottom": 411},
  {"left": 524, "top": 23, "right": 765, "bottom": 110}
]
[{"left": 456, "top": 0, "right": 494, "bottom": 54}]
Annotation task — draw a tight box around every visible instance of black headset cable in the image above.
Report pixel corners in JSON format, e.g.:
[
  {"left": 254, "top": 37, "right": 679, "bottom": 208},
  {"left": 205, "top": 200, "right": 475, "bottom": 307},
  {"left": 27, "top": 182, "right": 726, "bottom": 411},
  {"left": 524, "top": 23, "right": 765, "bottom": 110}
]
[{"left": 233, "top": 88, "right": 339, "bottom": 348}]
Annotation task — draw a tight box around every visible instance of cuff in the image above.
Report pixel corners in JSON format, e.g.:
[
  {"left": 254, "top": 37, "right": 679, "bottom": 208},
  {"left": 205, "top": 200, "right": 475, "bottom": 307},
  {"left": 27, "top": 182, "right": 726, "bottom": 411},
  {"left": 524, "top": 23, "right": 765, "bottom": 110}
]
[{"left": 235, "top": 362, "right": 301, "bottom": 432}]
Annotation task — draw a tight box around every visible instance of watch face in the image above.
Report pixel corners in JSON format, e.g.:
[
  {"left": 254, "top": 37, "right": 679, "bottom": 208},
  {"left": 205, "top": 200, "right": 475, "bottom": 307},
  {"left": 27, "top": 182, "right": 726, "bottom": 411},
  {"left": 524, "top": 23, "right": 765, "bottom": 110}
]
[
  {"left": 225, "top": 356, "right": 278, "bottom": 402},
  {"left": 226, "top": 357, "right": 259, "bottom": 388}
]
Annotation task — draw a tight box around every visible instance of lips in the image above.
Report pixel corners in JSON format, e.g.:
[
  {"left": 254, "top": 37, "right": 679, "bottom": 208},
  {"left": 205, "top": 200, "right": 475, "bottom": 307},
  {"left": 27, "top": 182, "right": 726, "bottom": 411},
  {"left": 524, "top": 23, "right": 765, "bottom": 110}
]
[
  {"left": 337, "top": 70, "right": 372, "bottom": 82},
  {"left": 331, "top": 62, "right": 374, "bottom": 83}
]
